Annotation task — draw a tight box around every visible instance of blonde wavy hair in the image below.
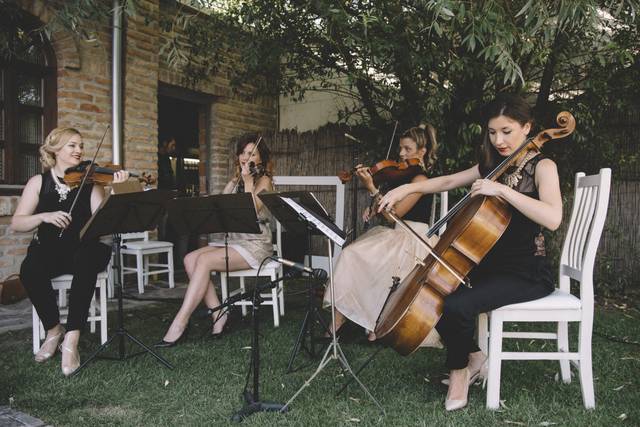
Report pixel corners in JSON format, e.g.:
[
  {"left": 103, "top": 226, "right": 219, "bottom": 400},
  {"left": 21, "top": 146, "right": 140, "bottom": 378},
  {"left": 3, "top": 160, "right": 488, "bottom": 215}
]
[
  {"left": 401, "top": 124, "right": 438, "bottom": 172},
  {"left": 39, "top": 127, "right": 82, "bottom": 169}
]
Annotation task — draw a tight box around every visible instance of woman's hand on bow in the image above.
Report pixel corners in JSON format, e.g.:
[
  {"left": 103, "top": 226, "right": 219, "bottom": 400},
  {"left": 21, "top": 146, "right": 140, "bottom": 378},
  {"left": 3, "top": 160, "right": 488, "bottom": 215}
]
[
  {"left": 377, "top": 184, "right": 411, "bottom": 213},
  {"left": 40, "top": 211, "right": 72, "bottom": 229}
]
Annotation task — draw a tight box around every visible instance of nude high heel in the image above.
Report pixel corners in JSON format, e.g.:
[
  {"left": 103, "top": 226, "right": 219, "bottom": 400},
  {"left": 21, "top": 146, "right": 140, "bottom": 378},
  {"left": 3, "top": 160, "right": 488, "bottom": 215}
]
[
  {"left": 60, "top": 344, "right": 80, "bottom": 377},
  {"left": 445, "top": 368, "right": 471, "bottom": 411},
  {"left": 34, "top": 330, "right": 64, "bottom": 363}
]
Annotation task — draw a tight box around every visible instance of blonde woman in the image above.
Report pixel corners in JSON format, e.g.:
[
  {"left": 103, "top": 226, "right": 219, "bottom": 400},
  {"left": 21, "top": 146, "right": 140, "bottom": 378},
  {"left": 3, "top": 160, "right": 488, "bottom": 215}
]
[
  {"left": 11, "top": 127, "right": 129, "bottom": 376},
  {"left": 324, "top": 125, "right": 438, "bottom": 341}
]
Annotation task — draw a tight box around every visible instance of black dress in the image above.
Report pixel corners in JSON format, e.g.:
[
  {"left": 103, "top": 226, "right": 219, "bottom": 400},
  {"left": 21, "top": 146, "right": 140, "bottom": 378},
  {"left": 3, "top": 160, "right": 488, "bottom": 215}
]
[
  {"left": 20, "top": 171, "right": 111, "bottom": 332},
  {"left": 436, "top": 156, "right": 555, "bottom": 369}
]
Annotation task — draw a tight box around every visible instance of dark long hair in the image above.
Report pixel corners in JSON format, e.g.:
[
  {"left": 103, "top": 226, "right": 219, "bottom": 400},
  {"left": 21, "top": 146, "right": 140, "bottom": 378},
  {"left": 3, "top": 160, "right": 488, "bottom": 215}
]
[
  {"left": 478, "top": 94, "right": 534, "bottom": 175},
  {"left": 234, "top": 133, "right": 273, "bottom": 178}
]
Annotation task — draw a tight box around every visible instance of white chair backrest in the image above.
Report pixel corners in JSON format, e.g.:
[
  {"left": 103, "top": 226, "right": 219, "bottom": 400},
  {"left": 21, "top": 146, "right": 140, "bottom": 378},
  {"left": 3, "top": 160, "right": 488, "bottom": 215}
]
[
  {"left": 121, "top": 231, "right": 149, "bottom": 243},
  {"left": 429, "top": 191, "right": 449, "bottom": 234},
  {"left": 558, "top": 169, "right": 611, "bottom": 304},
  {"left": 275, "top": 220, "right": 283, "bottom": 258}
]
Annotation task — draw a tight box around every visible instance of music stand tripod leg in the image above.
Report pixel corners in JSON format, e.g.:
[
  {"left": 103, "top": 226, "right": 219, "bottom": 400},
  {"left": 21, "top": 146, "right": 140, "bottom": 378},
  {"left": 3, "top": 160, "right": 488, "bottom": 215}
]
[
  {"left": 231, "top": 275, "right": 286, "bottom": 421},
  {"left": 72, "top": 234, "right": 173, "bottom": 376},
  {"left": 281, "top": 239, "right": 384, "bottom": 414},
  {"left": 286, "top": 220, "right": 326, "bottom": 372}
]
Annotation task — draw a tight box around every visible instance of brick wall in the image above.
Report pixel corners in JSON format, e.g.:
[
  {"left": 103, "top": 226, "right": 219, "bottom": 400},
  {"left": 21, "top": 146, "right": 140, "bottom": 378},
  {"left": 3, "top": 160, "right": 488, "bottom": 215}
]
[{"left": 0, "top": 0, "right": 277, "bottom": 279}]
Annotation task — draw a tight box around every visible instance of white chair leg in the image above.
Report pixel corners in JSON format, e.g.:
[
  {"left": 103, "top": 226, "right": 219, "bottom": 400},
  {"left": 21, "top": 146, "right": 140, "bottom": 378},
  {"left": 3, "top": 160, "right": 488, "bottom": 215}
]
[
  {"left": 143, "top": 255, "right": 149, "bottom": 285},
  {"left": 32, "top": 307, "right": 41, "bottom": 354},
  {"left": 219, "top": 275, "right": 227, "bottom": 302},
  {"left": 240, "top": 277, "right": 247, "bottom": 317},
  {"left": 579, "top": 325, "right": 596, "bottom": 409},
  {"left": 486, "top": 313, "right": 504, "bottom": 410},
  {"left": 270, "top": 272, "right": 279, "bottom": 327},
  {"left": 89, "top": 293, "right": 96, "bottom": 334},
  {"left": 168, "top": 247, "right": 175, "bottom": 289},
  {"left": 136, "top": 252, "right": 144, "bottom": 294},
  {"left": 99, "top": 279, "right": 108, "bottom": 344},
  {"left": 557, "top": 320, "right": 571, "bottom": 383},
  {"left": 120, "top": 252, "right": 125, "bottom": 289},
  {"left": 478, "top": 313, "right": 489, "bottom": 355},
  {"left": 278, "top": 282, "right": 285, "bottom": 316}
]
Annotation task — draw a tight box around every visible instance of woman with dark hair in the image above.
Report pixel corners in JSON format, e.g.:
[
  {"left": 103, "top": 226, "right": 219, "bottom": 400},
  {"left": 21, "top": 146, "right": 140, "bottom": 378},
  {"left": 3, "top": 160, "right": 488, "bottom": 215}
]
[
  {"left": 11, "top": 127, "right": 129, "bottom": 376},
  {"left": 379, "top": 94, "right": 561, "bottom": 410},
  {"left": 157, "top": 134, "right": 274, "bottom": 346},
  {"left": 323, "top": 125, "right": 439, "bottom": 342}
]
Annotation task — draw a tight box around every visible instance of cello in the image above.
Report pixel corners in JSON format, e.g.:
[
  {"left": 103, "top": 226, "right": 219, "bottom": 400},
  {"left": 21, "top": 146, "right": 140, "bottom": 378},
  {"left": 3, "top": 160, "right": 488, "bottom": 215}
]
[{"left": 374, "top": 112, "right": 576, "bottom": 356}]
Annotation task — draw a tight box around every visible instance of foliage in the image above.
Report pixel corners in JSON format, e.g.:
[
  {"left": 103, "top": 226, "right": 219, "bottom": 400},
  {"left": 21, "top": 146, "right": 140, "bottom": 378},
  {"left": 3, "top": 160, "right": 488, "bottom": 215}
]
[{"left": 174, "top": 0, "right": 639, "bottom": 176}]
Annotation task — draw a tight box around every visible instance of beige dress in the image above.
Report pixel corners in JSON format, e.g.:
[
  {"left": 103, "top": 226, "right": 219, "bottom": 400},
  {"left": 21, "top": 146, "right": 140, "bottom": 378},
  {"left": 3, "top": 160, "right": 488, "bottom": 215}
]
[
  {"left": 323, "top": 219, "right": 443, "bottom": 348},
  {"left": 208, "top": 178, "right": 273, "bottom": 269}
]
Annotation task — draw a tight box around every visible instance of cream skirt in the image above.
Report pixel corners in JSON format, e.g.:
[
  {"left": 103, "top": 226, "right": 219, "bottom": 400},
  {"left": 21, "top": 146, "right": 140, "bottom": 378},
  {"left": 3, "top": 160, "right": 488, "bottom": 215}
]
[{"left": 323, "top": 221, "right": 442, "bottom": 348}]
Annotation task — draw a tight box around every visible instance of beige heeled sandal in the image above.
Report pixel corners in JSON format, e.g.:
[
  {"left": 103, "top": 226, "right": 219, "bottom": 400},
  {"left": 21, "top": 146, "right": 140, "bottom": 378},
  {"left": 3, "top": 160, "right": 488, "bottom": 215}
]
[
  {"left": 60, "top": 344, "right": 80, "bottom": 377},
  {"left": 445, "top": 367, "right": 471, "bottom": 411},
  {"left": 34, "top": 331, "right": 64, "bottom": 363}
]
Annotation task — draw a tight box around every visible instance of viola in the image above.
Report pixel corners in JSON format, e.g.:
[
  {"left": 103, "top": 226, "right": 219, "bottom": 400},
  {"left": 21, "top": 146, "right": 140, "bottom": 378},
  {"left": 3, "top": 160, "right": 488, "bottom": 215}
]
[
  {"left": 64, "top": 160, "right": 155, "bottom": 188},
  {"left": 338, "top": 158, "right": 424, "bottom": 187}
]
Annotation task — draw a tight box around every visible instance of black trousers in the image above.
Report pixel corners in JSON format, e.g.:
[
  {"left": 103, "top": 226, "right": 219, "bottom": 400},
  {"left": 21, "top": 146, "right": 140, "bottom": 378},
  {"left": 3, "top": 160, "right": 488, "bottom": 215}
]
[
  {"left": 435, "top": 270, "right": 552, "bottom": 370},
  {"left": 20, "top": 240, "right": 111, "bottom": 332}
]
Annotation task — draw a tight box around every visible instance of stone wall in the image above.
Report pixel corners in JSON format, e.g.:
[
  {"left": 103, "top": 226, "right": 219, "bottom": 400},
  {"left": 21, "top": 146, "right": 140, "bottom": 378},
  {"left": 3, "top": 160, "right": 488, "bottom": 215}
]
[{"left": 0, "top": 0, "right": 277, "bottom": 279}]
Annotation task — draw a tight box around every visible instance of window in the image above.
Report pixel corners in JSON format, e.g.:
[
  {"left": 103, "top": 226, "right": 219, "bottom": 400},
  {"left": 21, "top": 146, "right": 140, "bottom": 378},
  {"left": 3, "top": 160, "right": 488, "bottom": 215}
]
[{"left": 0, "top": 23, "right": 56, "bottom": 188}]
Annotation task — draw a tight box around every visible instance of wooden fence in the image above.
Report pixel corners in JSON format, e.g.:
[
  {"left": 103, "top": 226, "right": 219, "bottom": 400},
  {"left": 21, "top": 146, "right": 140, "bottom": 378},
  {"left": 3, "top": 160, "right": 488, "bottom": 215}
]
[{"left": 223, "top": 123, "right": 638, "bottom": 293}]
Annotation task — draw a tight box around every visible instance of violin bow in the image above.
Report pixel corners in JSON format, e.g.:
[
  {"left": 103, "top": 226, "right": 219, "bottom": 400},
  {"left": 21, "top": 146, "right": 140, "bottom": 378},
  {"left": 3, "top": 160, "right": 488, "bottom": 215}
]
[
  {"left": 58, "top": 125, "right": 110, "bottom": 237},
  {"left": 384, "top": 120, "right": 399, "bottom": 160},
  {"left": 385, "top": 210, "right": 470, "bottom": 287},
  {"left": 231, "top": 135, "right": 263, "bottom": 194}
]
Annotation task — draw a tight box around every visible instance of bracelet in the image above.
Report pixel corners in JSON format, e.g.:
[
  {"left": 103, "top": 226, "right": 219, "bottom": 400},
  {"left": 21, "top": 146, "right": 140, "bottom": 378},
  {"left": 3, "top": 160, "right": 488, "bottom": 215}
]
[{"left": 369, "top": 189, "right": 380, "bottom": 198}]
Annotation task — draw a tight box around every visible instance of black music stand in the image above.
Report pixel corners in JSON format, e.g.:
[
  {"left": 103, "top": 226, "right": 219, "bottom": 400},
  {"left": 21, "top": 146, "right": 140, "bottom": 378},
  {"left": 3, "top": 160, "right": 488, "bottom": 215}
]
[
  {"left": 166, "top": 193, "right": 283, "bottom": 421},
  {"left": 73, "top": 189, "right": 176, "bottom": 375},
  {"left": 259, "top": 191, "right": 333, "bottom": 372},
  {"left": 261, "top": 192, "right": 382, "bottom": 413},
  {"left": 165, "top": 193, "right": 261, "bottom": 298}
]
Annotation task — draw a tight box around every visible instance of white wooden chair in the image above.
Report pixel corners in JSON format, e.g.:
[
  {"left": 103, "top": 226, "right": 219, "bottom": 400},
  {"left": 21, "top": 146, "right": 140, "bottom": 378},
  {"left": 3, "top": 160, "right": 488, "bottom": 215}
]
[
  {"left": 119, "top": 231, "right": 175, "bottom": 294},
  {"left": 32, "top": 269, "right": 110, "bottom": 354},
  {"left": 478, "top": 168, "right": 611, "bottom": 410},
  {"left": 213, "top": 221, "right": 284, "bottom": 327}
]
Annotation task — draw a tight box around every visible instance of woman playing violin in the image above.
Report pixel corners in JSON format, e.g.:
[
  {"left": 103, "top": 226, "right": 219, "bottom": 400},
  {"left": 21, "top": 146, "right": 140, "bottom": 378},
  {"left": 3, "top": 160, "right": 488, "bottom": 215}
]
[
  {"left": 378, "top": 94, "right": 561, "bottom": 411},
  {"left": 11, "top": 127, "right": 129, "bottom": 376},
  {"left": 324, "top": 125, "right": 438, "bottom": 341},
  {"left": 157, "top": 134, "right": 274, "bottom": 346}
]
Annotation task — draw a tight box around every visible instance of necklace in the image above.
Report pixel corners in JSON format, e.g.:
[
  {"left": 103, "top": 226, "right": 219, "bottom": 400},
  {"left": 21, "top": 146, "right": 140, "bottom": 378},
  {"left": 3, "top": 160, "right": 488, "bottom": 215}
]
[
  {"left": 502, "top": 150, "right": 539, "bottom": 189},
  {"left": 50, "top": 169, "right": 71, "bottom": 202}
]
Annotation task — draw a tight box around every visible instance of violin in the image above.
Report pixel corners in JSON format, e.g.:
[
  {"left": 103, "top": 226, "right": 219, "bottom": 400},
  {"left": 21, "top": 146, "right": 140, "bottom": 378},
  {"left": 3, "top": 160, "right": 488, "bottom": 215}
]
[
  {"left": 338, "top": 158, "right": 424, "bottom": 186},
  {"left": 248, "top": 161, "right": 267, "bottom": 178},
  {"left": 64, "top": 160, "right": 156, "bottom": 188}
]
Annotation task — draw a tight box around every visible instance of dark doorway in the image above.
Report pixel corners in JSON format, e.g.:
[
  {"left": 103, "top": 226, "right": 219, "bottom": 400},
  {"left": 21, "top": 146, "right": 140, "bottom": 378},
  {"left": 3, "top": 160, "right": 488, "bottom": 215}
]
[
  {"left": 157, "top": 84, "right": 214, "bottom": 270},
  {"left": 158, "top": 95, "right": 200, "bottom": 196}
]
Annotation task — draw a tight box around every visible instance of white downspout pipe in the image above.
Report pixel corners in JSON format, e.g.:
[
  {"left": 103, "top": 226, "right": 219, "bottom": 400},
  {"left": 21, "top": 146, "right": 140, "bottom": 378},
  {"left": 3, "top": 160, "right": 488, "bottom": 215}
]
[{"left": 112, "top": 0, "right": 123, "bottom": 164}]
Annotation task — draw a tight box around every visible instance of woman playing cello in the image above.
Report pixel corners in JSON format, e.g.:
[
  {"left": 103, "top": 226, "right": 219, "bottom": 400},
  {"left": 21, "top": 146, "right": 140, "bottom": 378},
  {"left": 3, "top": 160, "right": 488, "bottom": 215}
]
[
  {"left": 378, "top": 94, "right": 561, "bottom": 410},
  {"left": 324, "top": 125, "right": 438, "bottom": 341}
]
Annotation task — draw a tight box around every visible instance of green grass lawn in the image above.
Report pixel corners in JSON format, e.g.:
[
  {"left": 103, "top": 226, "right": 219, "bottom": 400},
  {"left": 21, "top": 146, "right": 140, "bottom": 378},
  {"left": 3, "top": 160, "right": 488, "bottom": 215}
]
[{"left": 1, "top": 288, "right": 638, "bottom": 426}]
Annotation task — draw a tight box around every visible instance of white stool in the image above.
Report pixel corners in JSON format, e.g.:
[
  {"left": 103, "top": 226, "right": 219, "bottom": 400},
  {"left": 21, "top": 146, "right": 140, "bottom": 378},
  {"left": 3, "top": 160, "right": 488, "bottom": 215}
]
[{"left": 32, "top": 271, "right": 109, "bottom": 354}]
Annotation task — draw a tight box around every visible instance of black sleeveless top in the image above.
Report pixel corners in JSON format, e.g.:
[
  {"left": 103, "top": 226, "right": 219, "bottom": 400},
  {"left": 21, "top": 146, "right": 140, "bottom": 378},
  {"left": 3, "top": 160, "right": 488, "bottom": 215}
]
[
  {"left": 33, "top": 171, "right": 95, "bottom": 249},
  {"left": 383, "top": 170, "right": 433, "bottom": 224},
  {"left": 473, "top": 155, "right": 553, "bottom": 289}
]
